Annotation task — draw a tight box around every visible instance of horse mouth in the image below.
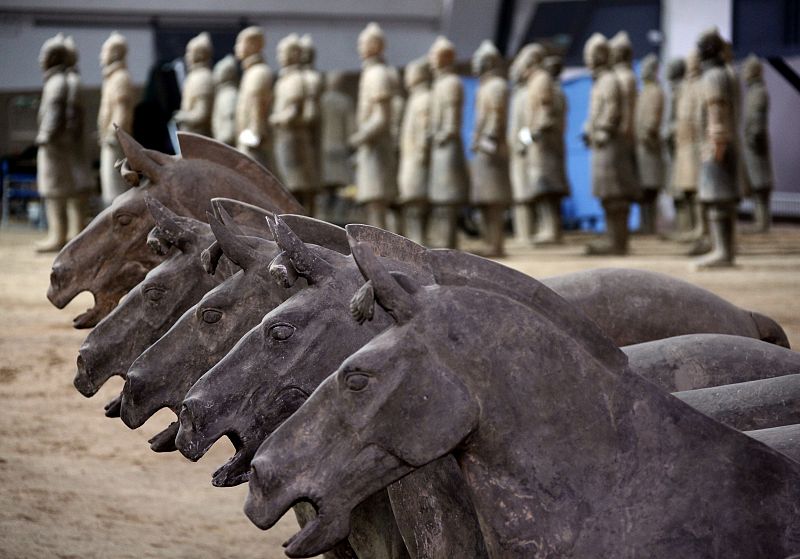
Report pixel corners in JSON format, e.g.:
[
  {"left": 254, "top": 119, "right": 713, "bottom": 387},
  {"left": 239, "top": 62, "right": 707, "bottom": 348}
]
[
  {"left": 211, "top": 435, "right": 254, "bottom": 487},
  {"left": 175, "top": 404, "right": 227, "bottom": 462},
  {"left": 281, "top": 505, "right": 351, "bottom": 558}
]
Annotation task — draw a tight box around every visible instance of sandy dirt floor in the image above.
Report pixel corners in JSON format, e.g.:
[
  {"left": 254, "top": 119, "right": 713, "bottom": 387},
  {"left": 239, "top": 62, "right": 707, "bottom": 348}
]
[{"left": 1, "top": 224, "right": 799, "bottom": 558}]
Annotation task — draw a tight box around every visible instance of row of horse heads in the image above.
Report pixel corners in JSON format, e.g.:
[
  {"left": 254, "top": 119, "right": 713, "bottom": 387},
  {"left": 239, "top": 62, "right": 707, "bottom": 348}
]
[{"left": 51, "top": 129, "right": 800, "bottom": 558}]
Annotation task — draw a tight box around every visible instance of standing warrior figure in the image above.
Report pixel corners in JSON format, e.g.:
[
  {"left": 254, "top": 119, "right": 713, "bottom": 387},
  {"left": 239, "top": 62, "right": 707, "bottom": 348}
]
[
  {"left": 299, "top": 34, "right": 323, "bottom": 204},
  {"left": 582, "top": 33, "right": 631, "bottom": 255},
  {"left": 742, "top": 55, "right": 773, "bottom": 232},
  {"left": 320, "top": 71, "right": 355, "bottom": 222},
  {"left": 428, "top": 35, "right": 469, "bottom": 249},
  {"left": 397, "top": 58, "right": 432, "bottom": 245},
  {"left": 349, "top": 22, "right": 394, "bottom": 228},
  {"left": 609, "top": 31, "right": 640, "bottom": 207},
  {"left": 664, "top": 58, "right": 690, "bottom": 233},
  {"left": 174, "top": 32, "right": 213, "bottom": 137},
  {"left": 235, "top": 26, "right": 274, "bottom": 171},
  {"left": 508, "top": 44, "right": 542, "bottom": 243},
  {"left": 211, "top": 55, "right": 238, "bottom": 146},
  {"left": 35, "top": 34, "right": 75, "bottom": 252},
  {"left": 270, "top": 34, "right": 316, "bottom": 212},
  {"left": 63, "top": 36, "right": 90, "bottom": 239},
  {"left": 693, "top": 28, "right": 739, "bottom": 269},
  {"left": 98, "top": 31, "right": 134, "bottom": 206},
  {"left": 526, "top": 50, "right": 569, "bottom": 245},
  {"left": 673, "top": 52, "right": 705, "bottom": 244},
  {"left": 724, "top": 41, "right": 751, "bottom": 200},
  {"left": 635, "top": 53, "right": 665, "bottom": 234},
  {"left": 545, "top": 55, "right": 571, "bottom": 210},
  {"left": 469, "top": 40, "right": 511, "bottom": 257}
]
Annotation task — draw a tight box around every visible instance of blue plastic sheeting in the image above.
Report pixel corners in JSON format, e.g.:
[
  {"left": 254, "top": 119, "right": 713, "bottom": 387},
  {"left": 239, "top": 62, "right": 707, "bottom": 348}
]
[{"left": 459, "top": 69, "right": 642, "bottom": 232}]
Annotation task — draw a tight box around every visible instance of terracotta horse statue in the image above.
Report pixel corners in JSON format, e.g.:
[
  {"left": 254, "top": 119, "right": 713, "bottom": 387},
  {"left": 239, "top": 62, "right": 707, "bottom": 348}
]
[
  {"left": 47, "top": 130, "right": 303, "bottom": 328},
  {"left": 244, "top": 240, "right": 800, "bottom": 559}
]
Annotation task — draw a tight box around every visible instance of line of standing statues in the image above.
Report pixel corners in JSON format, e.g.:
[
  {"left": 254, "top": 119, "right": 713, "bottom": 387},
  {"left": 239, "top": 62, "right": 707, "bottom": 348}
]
[{"left": 34, "top": 25, "right": 773, "bottom": 268}]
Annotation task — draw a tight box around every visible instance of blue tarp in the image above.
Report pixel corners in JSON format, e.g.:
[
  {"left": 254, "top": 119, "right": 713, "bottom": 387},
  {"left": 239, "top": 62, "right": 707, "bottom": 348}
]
[{"left": 460, "top": 69, "right": 641, "bottom": 232}]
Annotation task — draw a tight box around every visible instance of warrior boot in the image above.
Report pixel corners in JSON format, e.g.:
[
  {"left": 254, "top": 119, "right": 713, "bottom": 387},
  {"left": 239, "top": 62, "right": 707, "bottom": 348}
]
[
  {"left": 638, "top": 190, "right": 659, "bottom": 235},
  {"left": 693, "top": 205, "right": 735, "bottom": 269},
  {"left": 587, "top": 200, "right": 629, "bottom": 256},
  {"left": 673, "top": 197, "right": 693, "bottom": 235},
  {"left": 752, "top": 190, "right": 771, "bottom": 233},
  {"left": 513, "top": 203, "right": 534, "bottom": 243},
  {"left": 403, "top": 203, "right": 427, "bottom": 246},
  {"left": 532, "top": 196, "right": 563, "bottom": 245},
  {"left": 36, "top": 197, "right": 68, "bottom": 253},
  {"left": 66, "top": 195, "right": 88, "bottom": 240},
  {"left": 481, "top": 204, "right": 506, "bottom": 257}
]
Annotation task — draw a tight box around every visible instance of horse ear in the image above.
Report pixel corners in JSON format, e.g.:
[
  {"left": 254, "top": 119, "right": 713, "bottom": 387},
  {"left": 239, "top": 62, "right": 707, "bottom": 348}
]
[
  {"left": 268, "top": 215, "right": 333, "bottom": 284},
  {"left": 116, "top": 126, "right": 172, "bottom": 182},
  {"left": 208, "top": 211, "right": 258, "bottom": 270},
  {"left": 145, "top": 196, "right": 196, "bottom": 251},
  {"left": 350, "top": 242, "right": 419, "bottom": 324}
]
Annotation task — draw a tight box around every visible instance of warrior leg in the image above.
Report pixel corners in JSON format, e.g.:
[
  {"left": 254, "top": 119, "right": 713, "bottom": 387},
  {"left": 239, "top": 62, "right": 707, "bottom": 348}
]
[{"left": 36, "top": 197, "right": 68, "bottom": 253}]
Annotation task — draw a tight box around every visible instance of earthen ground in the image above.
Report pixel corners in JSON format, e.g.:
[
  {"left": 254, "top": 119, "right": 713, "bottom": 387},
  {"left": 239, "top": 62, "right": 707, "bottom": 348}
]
[{"left": 1, "top": 224, "right": 798, "bottom": 558}]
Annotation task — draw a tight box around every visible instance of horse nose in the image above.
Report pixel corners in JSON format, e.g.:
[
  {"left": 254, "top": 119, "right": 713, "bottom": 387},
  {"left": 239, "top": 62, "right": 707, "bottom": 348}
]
[
  {"left": 120, "top": 371, "right": 146, "bottom": 429},
  {"left": 249, "top": 457, "right": 277, "bottom": 494},
  {"left": 49, "top": 263, "right": 68, "bottom": 288},
  {"left": 73, "top": 352, "right": 96, "bottom": 397},
  {"left": 176, "top": 399, "right": 205, "bottom": 461}
]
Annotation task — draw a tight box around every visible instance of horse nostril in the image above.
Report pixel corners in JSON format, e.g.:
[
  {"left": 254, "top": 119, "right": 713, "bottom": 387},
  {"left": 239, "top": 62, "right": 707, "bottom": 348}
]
[{"left": 179, "top": 403, "right": 196, "bottom": 434}]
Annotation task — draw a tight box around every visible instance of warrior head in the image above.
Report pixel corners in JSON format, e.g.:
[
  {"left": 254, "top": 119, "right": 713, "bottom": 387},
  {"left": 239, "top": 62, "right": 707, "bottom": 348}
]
[
  {"left": 358, "top": 22, "right": 385, "bottom": 61},
  {"left": 696, "top": 27, "right": 725, "bottom": 65},
  {"left": 299, "top": 34, "right": 316, "bottom": 67},
  {"left": 471, "top": 40, "right": 502, "bottom": 78},
  {"left": 235, "top": 26, "right": 265, "bottom": 62},
  {"left": 428, "top": 35, "right": 456, "bottom": 72},
  {"left": 186, "top": 32, "right": 213, "bottom": 69},
  {"left": 100, "top": 31, "right": 127, "bottom": 68},
  {"left": 641, "top": 53, "right": 659, "bottom": 82},
  {"left": 404, "top": 57, "right": 430, "bottom": 90},
  {"left": 609, "top": 30, "right": 633, "bottom": 65},
  {"left": 40, "top": 33, "right": 68, "bottom": 72},
  {"left": 213, "top": 54, "right": 238, "bottom": 87},
  {"left": 583, "top": 33, "right": 609, "bottom": 73},
  {"left": 666, "top": 58, "right": 686, "bottom": 84},
  {"left": 742, "top": 54, "right": 763, "bottom": 84},
  {"left": 277, "top": 33, "right": 302, "bottom": 69}
]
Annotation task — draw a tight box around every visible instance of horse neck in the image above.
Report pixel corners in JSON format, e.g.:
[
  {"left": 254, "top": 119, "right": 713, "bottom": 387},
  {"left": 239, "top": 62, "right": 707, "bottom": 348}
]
[{"left": 445, "top": 289, "right": 680, "bottom": 554}]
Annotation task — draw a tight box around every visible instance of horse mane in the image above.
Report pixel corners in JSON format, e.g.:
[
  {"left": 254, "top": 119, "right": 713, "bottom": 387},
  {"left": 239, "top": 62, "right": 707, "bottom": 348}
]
[
  {"left": 429, "top": 250, "right": 628, "bottom": 371},
  {"left": 282, "top": 215, "right": 351, "bottom": 256},
  {"left": 345, "top": 224, "right": 435, "bottom": 283},
  {"left": 177, "top": 132, "right": 304, "bottom": 215}
]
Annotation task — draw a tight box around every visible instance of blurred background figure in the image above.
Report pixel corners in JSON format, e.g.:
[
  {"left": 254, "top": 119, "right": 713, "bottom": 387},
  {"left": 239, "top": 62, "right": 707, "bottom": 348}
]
[
  {"left": 234, "top": 26, "right": 273, "bottom": 170},
  {"left": 635, "top": 53, "right": 665, "bottom": 235},
  {"left": 742, "top": 55, "right": 774, "bottom": 233},
  {"left": 173, "top": 32, "right": 213, "bottom": 137},
  {"left": 63, "top": 35, "right": 91, "bottom": 238},
  {"left": 319, "top": 70, "right": 355, "bottom": 223},
  {"left": 211, "top": 55, "right": 238, "bottom": 146}
]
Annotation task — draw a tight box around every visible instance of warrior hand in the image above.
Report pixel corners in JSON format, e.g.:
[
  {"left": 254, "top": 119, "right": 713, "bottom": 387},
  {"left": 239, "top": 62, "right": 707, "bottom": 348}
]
[
  {"left": 592, "top": 129, "right": 609, "bottom": 147},
  {"left": 35, "top": 133, "right": 50, "bottom": 146}
]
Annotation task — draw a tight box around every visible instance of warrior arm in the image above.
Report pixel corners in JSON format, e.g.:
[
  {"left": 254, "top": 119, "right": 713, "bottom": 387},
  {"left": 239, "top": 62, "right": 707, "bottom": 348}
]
[
  {"left": 528, "top": 73, "right": 555, "bottom": 136},
  {"left": 349, "top": 98, "right": 390, "bottom": 147},
  {"left": 36, "top": 78, "right": 68, "bottom": 145}
]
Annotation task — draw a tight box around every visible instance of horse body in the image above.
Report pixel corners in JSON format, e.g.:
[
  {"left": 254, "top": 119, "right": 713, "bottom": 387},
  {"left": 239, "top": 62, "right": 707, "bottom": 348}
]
[{"left": 246, "top": 243, "right": 800, "bottom": 559}]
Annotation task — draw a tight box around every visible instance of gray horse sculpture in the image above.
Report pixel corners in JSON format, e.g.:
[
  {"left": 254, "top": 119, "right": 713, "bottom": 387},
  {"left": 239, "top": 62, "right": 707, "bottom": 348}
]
[
  {"left": 245, "top": 240, "right": 800, "bottom": 558},
  {"left": 47, "top": 130, "right": 302, "bottom": 328}
]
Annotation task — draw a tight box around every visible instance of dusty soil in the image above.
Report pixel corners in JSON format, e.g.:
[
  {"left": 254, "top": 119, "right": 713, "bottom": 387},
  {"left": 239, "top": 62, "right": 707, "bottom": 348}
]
[{"left": 1, "top": 225, "right": 799, "bottom": 558}]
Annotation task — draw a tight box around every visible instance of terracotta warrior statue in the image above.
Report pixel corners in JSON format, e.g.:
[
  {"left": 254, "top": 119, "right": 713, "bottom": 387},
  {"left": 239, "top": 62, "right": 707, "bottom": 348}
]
[
  {"left": 508, "top": 44, "right": 542, "bottom": 243},
  {"left": 428, "top": 35, "right": 469, "bottom": 249},
  {"left": 174, "top": 32, "right": 213, "bottom": 137},
  {"left": 664, "top": 58, "right": 690, "bottom": 232},
  {"left": 299, "top": 33, "right": 323, "bottom": 208},
  {"left": 235, "top": 26, "right": 274, "bottom": 170},
  {"left": 270, "top": 34, "right": 316, "bottom": 212},
  {"left": 469, "top": 40, "right": 511, "bottom": 257},
  {"left": 742, "top": 55, "right": 773, "bottom": 232},
  {"left": 98, "top": 31, "right": 134, "bottom": 206},
  {"left": 397, "top": 58, "right": 431, "bottom": 245},
  {"left": 583, "top": 33, "right": 632, "bottom": 255},
  {"left": 211, "top": 55, "right": 238, "bottom": 146},
  {"left": 724, "top": 41, "right": 751, "bottom": 201},
  {"left": 694, "top": 28, "right": 739, "bottom": 268},
  {"left": 545, "top": 55, "right": 571, "bottom": 216},
  {"left": 525, "top": 50, "right": 570, "bottom": 245},
  {"left": 35, "top": 34, "right": 75, "bottom": 252},
  {"left": 673, "top": 51, "right": 704, "bottom": 243},
  {"left": 635, "top": 53, "right": 665, "bottom": 234},
  {"left": 63, "top": 36, "right": 90, "bottom": 240},
  {"left": 320, "top": 71, "right": 355, "bottom": 222},
  {"left": 350, "top": 22, "right": 394, "bottom": 228},
  {"left": 609, "top": 31, "right": 640, "bottom": 216}
]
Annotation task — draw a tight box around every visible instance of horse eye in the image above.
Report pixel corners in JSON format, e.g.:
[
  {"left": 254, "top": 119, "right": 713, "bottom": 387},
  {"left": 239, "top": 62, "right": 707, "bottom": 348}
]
[
  {"left": 345, "top": 373, "right": 370, "bottom": 392},
  {"left": 144, "top": 286, "right": 165, "bottom": 302},
  {"left": 269, "top": 323, "right": 295, "bottom": 341},
  {"left": 116, "top": 213, "right": 133, "bottom": 226},
  {"left": 202, "top": 309, "right": 222, "bottom": 324}
]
